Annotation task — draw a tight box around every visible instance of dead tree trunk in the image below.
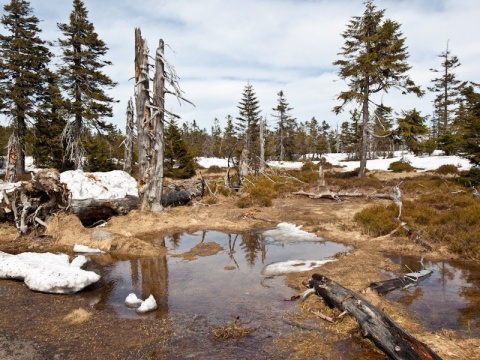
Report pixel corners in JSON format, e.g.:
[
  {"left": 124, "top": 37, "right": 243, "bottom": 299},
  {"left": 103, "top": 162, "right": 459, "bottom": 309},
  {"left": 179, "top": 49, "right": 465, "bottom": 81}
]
[
  {"left": 308, "top": 274, "right": 441, "bottom": 360},
  {"left": 140, "top": 39, "right": 165, "bottom": 212},
  {"left": 134, "top": 28, "right": 150, "bottom": 187},
  {"left": 123, "top": 98, "right": 134, "bottom": 175},
  {"left": 259, "top": 117, "right": 265, "bottom": 173},
  {"left": 5, "top": 133, "right": 18, "bottom": 182}
]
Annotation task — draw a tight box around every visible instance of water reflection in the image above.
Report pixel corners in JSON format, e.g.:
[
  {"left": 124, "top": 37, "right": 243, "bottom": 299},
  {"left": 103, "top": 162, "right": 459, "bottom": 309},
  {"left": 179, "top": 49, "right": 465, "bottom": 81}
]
[
  {"left": 387, "top": 255, "right": 480, "bottom": 336},
  {"left": 81, "top": 230, "right": 349, "bottom": 324}
]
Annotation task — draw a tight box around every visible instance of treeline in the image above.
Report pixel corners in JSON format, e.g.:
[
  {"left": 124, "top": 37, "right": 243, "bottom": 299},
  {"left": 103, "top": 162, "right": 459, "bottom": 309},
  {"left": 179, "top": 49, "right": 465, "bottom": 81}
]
[{"left": 1, "top": 0, "right": 480, "bottom": 181}]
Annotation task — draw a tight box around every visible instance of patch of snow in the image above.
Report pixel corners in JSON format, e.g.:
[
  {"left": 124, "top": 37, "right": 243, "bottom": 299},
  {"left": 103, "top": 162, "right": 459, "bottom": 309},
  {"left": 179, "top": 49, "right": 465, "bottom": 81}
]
[
  {"left": 136, "top": 295, "right": 158, "bottom": 313},
  {"left": 125, "top": 293, "right": 143, "bottom": 308},
  {"left": 263, "top": 222, "right": 322, "bottom": 243},
  {"left": 196, "top": 152, "right": 473, "bottom": 173},
  {"left": 262, "top": 259, "right": 337, "bottom": 276},
  {"left": 70, "top": 255, "right": 88, "bottom": 268},
  {"left": 73, "top": 244, "right": 106, "bottom": 254},
  {"left": 0, "top": 251, "right": 100, "bottom": 294},
  {"left": 60, "top": 170, "right": 138, "bottom": 200}
]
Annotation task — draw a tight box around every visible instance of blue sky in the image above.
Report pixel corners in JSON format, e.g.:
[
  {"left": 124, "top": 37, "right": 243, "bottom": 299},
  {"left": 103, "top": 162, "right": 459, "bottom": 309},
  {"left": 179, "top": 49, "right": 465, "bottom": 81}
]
[{"left": 1, "top": 0, "right": 479, "bottom": 132}]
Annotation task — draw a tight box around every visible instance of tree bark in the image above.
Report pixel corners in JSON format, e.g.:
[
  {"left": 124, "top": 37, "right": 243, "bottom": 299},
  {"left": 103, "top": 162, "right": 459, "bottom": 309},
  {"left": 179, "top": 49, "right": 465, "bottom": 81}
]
[
  {"left": 123, "top": 98, "right": 134, "bottom": 175},
  {"left": 134, "top": 28, "right": 150, "bottom": 186},
  {"left": 140, "top": 39, "right": 165, "bottom": 212},
  {"left": 369, "top": 269, "right": 432, "bottom": 295},
  {"left": 308, "top": 274, "right": 441, "bottom": 360}
]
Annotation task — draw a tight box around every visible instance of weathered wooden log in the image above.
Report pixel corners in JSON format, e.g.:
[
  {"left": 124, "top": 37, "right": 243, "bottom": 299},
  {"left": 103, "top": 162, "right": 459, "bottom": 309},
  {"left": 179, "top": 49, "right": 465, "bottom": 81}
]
[
  {"left": 369, "top": 269, "right": 432, "bottom": 295},
  {"left": 69, "top": 196, "right": 138, "bottom": 222},
  {"left": 308, "top": 273, "right": 441, "bottom": 360},
  {"left": 293, "top": 190, "right": 394, "bottom": 201},
  {"left": 161, "top": 187, "right": 203, "bottom": 207}
]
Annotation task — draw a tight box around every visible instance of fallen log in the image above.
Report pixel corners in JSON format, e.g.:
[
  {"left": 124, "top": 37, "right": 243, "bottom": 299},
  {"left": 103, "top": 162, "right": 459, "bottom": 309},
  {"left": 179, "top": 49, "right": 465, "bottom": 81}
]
[
  {"left": 308, "top": 273, "right": 441, "bottom": 360},
  {"left": 293, "top": 190, "right": 393, "bottom": 201},
  {"left": 369, "top": 269, "right": 433, "bottom": 295}
]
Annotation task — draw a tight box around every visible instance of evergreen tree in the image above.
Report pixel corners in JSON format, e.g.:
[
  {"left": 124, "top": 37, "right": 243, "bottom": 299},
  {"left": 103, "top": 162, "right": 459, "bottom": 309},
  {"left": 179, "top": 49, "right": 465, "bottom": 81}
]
[
  {"left": 271, "top": 90, "right": 296, "bottom": 161},
  {"left": 457, "top": 82, "right": 480, "bottom": 165},
  {"left": 57, "top": 0, "right": 117, "bottom": 169},
  {"left": 333, "top": 0, "right": 423, "bottom": 177},
  {"left": 428, "top": 42, "right": 465, "bottom": 139},
  {"left": 396, "top": 109, "right": 429, "bottom": 155},
  {"left": 222, "top": 115, "right": 238, "bottom": 159},
  {"left": 31, "top": 70, "right": 70, "bottom": 170},
  {"left": 164, "top": 118, "right": 195, "bottom": 179},
  {"left": 236, "top": 83, "right": 262, "bottom": 169},
  {"left": 84, "top": 124, "right": 124, "bottom": 172},
  {"left": 0, "top": 0, "right": 52, "bottom": 176},
  {"left": 306, "top": 117, "right": 319, "bottom": 159}
]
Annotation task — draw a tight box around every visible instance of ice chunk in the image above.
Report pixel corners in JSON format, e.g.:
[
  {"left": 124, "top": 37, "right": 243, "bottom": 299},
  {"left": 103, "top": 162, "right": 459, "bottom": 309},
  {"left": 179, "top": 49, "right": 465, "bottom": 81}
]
[
  {"left": 125, "top": 293, "right": 143, "bottom": 308},
  {"left": 136, "top": 295, "right": 158, "bottom": 314},
  {"left": 263, "top": 222, "right": 322, "bottom": 243},
  {"left": 73, "top": 244, "right": 106, "bottom": 254}
]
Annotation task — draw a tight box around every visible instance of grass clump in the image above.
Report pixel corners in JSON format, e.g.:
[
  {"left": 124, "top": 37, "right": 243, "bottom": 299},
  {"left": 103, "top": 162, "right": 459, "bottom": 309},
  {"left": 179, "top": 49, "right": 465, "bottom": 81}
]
[
  {"left": 435, "top": 164, "right": 459, "bottom": 175},
  {"left": 388, "top": 161, "right": 415, "bottom": 173},
  {"left": 206, "top": 165, "right": 223, "bottom": 173},
  {"left": 353, "top": 204, "right": 399, "bottom": 237}
]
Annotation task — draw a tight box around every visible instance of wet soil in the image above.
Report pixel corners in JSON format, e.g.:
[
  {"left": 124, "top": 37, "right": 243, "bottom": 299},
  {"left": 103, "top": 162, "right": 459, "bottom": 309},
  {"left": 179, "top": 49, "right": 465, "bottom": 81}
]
[{"left": 1, "top": 188, "right": 480, "bottom": 359}]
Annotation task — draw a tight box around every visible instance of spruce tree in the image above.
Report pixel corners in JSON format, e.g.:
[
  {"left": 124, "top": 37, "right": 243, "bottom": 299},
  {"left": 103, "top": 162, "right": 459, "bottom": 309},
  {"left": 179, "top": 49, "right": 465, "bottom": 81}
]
[
  {"left": 236, "top": 83, "right": 262, "bottom": 170},
  {"left": 0, "top": 0, "right": 52, "bottom": 177},
  {"left": 31, "top": 70, "right": 70, "bottom": 170},
  {"left": 457, "top": 83, "right": 480, "bottom": 165},
  {"left": 333, "top": 0, "right": 423, "bottom": 177},
  {"left": 272, "top": 90, "right": 296, "bottom": 161},
  {"left": 396, "top": 109, "right": 428, "bottom": 155},
  {"left": 164, "top": 119, "right": 195, "bottom": 179},
  {"left": 428, "top": 42, "right": 465, "bottom": 138},
  {"left": 57, "top": 0, "right": 117, "bottom": 169}
]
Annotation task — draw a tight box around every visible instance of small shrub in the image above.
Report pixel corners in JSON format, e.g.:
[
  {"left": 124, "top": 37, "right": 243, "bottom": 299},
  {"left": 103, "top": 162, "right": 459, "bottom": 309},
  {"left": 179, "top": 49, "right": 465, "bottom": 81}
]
[
  {"left": 217, "top": 185, "right": 235, "bottom": 197},
  {"left": 388, "top": 161, "right": 415, "bottom": 173},
  {"left": 458, "top": 168, "right": 480, "bottom": 187},
  {"left": 301, "top": 160, "right": 319, "bottom": 171},
  {"left": 204, "top": 196, "right": 218, "bottom": 205},
  {"left": 206, "top": 165, "right": 223, "bottom": 173},
  {"left": 435, "top": 164, "right": 458, "bottom": 175},
  {"left": 353, "top": 204, "right": 399, "bottom": 237},
  {"left": 236, "top": 196, "right": 252, "bottom": 208}
]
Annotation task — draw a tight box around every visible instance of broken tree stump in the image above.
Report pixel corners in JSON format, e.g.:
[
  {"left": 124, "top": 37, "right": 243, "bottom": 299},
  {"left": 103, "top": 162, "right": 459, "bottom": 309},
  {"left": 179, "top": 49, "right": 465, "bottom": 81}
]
[{"left": 308, "top": 273, "right": 441, "bottom": 360}]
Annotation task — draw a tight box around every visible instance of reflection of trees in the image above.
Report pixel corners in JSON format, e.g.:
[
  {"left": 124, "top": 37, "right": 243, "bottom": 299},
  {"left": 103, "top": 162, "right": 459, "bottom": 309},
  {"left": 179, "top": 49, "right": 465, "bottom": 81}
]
[
  {"left": 139, "top": 254, "right": 169, "bottom": 318},
  {"left": 227, "top": 234, "right": 240, "bottom": 269},
  {"left": 240, "top": 231, "right": 266, "bottom": 266},
  {"left": 168, "top": 233, "right": 181, "bottom": 250},
  {"left": 454, "top": 261, "right": 480, "bottom": 333}
]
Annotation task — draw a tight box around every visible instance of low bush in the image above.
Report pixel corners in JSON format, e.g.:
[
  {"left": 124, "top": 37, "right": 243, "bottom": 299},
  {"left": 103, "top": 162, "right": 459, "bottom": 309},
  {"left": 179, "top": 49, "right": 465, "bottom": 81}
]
[
  {"left": 435, "top": 164, "right": 459, "bottom": 175},
  {"left": 388, "top": 161, "right": 415, "bottom": 173},
  {"left": 458, "top": 168, "right": 480, "bottom": 187},
  {"left": 353, "top": 204, "right": 399, "bottom": 237},
  {"left": 206, "top": 165, "right": 223, "bottom": 173}
]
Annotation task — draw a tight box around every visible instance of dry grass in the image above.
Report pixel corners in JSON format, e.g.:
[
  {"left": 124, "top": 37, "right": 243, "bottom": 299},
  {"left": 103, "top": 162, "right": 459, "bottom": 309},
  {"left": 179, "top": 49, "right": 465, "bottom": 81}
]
[
  {"left": 212, "top": 318, "right": 256, "bottom": 340},
  {"left": 63, "top": 308, "right": 92, "bottom": 325}
]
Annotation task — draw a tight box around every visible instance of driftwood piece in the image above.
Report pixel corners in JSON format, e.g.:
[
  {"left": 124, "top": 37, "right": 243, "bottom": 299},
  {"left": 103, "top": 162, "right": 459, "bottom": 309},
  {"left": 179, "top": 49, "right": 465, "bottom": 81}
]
[
  {"left": 308, "top": 273, "right": 441, "bottom": 360},
  {"left": 293, "top": 190, "right": 393, "bottom": 201},
  {"left": 369, "top": 269, "right": 433, "bottom": 295},
  {"left": 161, "top": 186, "right": 203, "bottom": 207}
]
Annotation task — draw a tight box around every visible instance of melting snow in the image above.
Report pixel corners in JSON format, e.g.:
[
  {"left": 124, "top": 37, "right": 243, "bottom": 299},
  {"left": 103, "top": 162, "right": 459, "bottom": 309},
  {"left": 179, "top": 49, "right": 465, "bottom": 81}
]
[
  {"left": 263, "top": 222, "right": 322, "bottom": 243},
  {"left": 125, "top": 293, "right": 143, "bottom": 308},
  {"left": 73, "top": 244, "right": 106, "bottom": 254},
  {"left": 262, "top": 259, "right": 337, "bottom": 276},
  {"left": 0, "top": 251, "right": 100, "bottom": 294},
  {"left": 136, "top": 295, "right": 158, "bottom": 313},
  {"left": 60, "top": 170, "right": 138, "bottom": 200}
]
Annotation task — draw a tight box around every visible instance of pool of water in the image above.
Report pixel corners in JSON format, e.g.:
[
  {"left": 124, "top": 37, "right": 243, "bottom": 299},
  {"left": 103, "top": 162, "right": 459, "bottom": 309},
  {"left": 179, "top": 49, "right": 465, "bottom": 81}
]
[
  {"left": 80, "top": 229, "right": 350, "bottom": 323},
  {"left": 386, "top": 255, "right": 480, "bottom": 337}
]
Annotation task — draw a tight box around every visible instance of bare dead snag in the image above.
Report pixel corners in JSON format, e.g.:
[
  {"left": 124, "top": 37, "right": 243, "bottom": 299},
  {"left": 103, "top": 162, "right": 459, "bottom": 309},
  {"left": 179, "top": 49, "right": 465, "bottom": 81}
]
[
  {"left": 308, "top": 274, "right": 442, "bottom": 360},
  {"left": 123, "top": 98, "right": 135, "bottom": 175}
]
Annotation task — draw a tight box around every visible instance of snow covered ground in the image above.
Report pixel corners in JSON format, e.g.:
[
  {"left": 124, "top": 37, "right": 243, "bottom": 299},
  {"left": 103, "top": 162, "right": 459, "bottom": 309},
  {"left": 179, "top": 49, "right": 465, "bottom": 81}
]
[{"left": 197, "top": 151, "right": 472, "bottom": 172}]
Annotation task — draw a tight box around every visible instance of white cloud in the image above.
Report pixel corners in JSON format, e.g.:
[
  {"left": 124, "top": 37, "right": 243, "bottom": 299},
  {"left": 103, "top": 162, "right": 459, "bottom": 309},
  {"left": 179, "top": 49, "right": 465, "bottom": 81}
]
[{"left": 1, "top": 0, "right": 479, "bottom": 131}]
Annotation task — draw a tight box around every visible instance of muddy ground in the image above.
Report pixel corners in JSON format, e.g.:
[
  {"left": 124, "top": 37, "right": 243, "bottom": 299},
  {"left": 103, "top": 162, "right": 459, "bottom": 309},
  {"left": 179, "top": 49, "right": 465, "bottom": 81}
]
[{"left": 1, "top": 178, "right": 480, "bottom": 359}]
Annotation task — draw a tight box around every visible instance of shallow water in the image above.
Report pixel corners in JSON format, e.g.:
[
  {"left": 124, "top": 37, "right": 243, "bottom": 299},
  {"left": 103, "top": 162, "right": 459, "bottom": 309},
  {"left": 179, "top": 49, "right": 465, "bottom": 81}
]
[
  {"left": 81, "top": 230, "right": 350, "bottom": 322},
  {"left": 386, "top": 255, "right": 480, "bottom": 337}
]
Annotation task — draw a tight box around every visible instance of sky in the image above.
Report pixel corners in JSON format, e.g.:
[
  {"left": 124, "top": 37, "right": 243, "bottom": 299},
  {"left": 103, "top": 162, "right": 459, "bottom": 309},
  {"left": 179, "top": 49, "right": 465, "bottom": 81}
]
[{"left": 1, "top": 0, "right": 479, "bottom": 133}]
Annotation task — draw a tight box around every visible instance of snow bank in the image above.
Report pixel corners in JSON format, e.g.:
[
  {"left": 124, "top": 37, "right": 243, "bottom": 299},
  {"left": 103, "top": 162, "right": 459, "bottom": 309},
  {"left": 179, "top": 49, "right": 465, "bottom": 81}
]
[
  {"left": 60, "top": 170, "right": 138, "bottom": 200},
  {"left": 263, "top": 222, "right": 322, "bottom": 243},
  {"left": 262, "top": 259, "right": 336, "bottom": 276},
  {"left": 0, "top": 251, "right": 100, "bottom": 294}
]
